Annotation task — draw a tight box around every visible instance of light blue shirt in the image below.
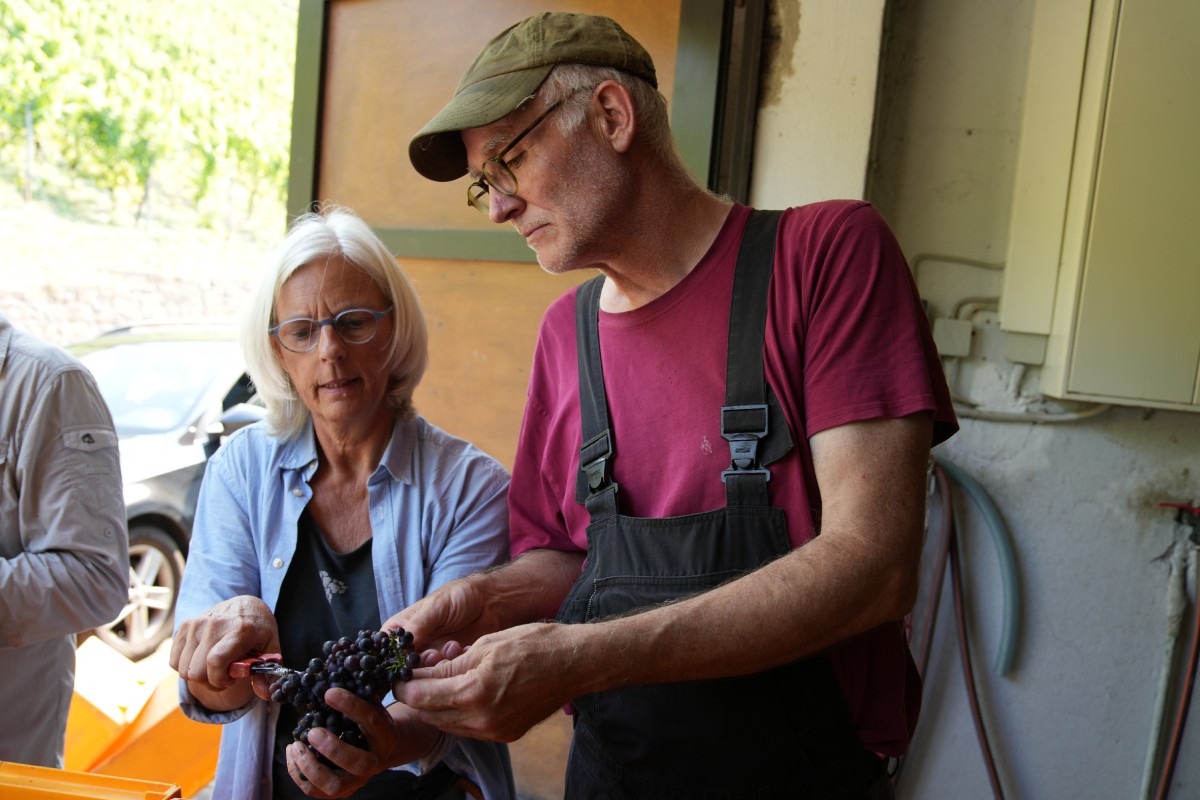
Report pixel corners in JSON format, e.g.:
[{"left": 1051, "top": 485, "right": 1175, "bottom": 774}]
[{"left": 175, "top": 414, "right": 515, "bottom": 800}]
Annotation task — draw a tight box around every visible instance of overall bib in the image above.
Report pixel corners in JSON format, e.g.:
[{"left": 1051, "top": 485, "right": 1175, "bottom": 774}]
[{"left": 557, "top": 211, "right": 885, "bottom": 799}]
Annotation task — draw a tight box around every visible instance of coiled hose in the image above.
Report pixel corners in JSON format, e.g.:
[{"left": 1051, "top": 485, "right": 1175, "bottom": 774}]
[
  {"left": 935, "top": 456, "right": 1020, "bottom": 676},
  {"left": 894, "top": 457, "right": 1020, "bottom": 798}
]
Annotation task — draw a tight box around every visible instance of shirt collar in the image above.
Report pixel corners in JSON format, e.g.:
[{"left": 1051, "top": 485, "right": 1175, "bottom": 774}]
[
  {"left": 378, "top": 415, "right": 418, "bottom": 484},
  {"left": 277, "top": 414, "right": 418, "bottom": 484}
]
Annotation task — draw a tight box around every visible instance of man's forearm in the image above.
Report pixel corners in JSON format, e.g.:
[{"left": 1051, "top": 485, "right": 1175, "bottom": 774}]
[
  {"left": 564, "top": 415, "right": 931, "bottom": 697},
  {"left": 477, "top": 548, "right": 585, "bottom": 628},
  {"left": 0, "top": 549, "right": 128, "bottom": 646},
  {"left": 567, "top": 531, "right": 917, "bottom": 698}
]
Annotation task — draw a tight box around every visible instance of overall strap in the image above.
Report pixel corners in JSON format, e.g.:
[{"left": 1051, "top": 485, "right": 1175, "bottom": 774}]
[
  {"left": 722, "top": 210, "right": 784, "bottom": 507},
  {"left": 574, "top": 209, "right": 792, "bottom": 519},
  {"left": 575, "top": 275, "right": 619, "bottom": 521}
]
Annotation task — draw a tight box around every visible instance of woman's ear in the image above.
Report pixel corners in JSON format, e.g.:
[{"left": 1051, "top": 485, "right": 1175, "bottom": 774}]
[{"left": 590, "top": 80, "right": 636, "bottom": 154}]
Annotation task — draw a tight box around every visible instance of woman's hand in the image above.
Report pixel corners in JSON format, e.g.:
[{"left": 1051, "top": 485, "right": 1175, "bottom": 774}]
[
  {"left": 169, "top": 595, "right": 280, "bottom": 711},
  {"left": 284, "top": 688, "right": 443, "bottom": 798}
]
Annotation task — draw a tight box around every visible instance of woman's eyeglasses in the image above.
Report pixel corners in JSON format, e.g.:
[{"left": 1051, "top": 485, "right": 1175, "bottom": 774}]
[{"left": 269, "top": 305, "right": 393, "bottom": 353}]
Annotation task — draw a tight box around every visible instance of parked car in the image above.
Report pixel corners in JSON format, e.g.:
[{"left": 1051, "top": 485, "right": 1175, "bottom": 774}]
[{"left": 70, "top": 323, "right": 263, "bottom": 660}]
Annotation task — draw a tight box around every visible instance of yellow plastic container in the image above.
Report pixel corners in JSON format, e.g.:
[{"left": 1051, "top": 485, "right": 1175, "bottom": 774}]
[{"left": 0, "top": 761, "right": 182, "bottom": 799}]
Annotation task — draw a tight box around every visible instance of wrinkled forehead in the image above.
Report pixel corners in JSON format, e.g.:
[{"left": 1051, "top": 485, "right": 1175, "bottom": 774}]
[{"left": 276, "top": 257, "right": 383, "bottom": 312}]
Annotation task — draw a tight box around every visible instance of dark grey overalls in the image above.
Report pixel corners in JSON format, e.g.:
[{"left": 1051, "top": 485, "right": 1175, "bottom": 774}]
[{"left": 557, "top": 211, "right": 886, "bottom": 799}]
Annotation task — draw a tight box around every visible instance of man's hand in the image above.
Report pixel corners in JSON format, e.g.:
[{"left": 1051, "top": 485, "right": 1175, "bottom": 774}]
[
  {"left": 384, "top": 574, "right": 492, "bottom": 659},
  {"left": 394, "top": 621, "right": 581, "bottom": 743},
  {"left": 385, "top": 549, "right": 585, "bottom": 661},
  {"left": 284, "top": 688, "right": 442, "bottom": 798}
]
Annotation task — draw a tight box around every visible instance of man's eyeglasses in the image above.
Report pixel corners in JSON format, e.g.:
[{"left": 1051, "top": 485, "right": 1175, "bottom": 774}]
[
  {"left": 467, "top": 90, "right": 578, "bottom": 214},
  {"left": 269, "top": 306, "right": 394, "bottom": 353}
]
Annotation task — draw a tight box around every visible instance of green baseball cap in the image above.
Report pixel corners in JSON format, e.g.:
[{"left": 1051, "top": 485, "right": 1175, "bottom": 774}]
[{"left": 408, "top": 12, "right": 657, "bottom": 182}]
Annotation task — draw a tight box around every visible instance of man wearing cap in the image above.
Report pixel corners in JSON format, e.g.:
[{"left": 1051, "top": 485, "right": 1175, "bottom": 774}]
[{"left": 295, "top": 12, "right": 956, "bottom": 799}]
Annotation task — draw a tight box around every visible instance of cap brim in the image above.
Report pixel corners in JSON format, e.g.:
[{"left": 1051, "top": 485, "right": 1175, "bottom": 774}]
[{"left": 409, "top": 65, "right": 553, "bottom": 182}]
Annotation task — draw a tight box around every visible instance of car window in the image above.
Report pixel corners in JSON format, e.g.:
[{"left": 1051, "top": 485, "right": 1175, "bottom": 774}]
[
  {"left": 81, "top": 341, "right": 240, "bottom": 436},
  {"left": 223, "top": 372, "right": 257, "bottom": 410}
]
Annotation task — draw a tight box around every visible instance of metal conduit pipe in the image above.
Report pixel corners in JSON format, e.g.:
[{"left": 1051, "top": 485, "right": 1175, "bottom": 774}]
[
  {"left": 1156, "top": 538, "right": 1200, "bottom": 799},
  {"left": 1153, "top": 504, "right": 1200, "bottom": 799},
  {"left": 1140, "top": 542, "right": 1190, "bottom": 800}
]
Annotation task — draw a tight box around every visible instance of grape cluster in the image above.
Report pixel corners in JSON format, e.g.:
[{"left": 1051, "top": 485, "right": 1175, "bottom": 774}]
[{"left": 269, "top": 627, "right": 420, "bottom": 760}]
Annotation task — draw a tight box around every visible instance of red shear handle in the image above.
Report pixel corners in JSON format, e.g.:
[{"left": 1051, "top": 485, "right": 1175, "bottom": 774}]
[{"left": 228, "top": 653, "right": 283, "bottom": 679}]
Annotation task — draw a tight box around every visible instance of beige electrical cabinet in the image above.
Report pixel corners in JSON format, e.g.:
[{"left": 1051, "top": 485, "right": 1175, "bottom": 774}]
[{"left": 1000, "top": 0, "right": 1200, "bottom": 411}]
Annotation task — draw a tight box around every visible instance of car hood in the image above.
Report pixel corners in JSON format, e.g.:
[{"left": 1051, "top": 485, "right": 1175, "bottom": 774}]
[{"left": 118, "top": 433, "right": 208, "bottom": 486}]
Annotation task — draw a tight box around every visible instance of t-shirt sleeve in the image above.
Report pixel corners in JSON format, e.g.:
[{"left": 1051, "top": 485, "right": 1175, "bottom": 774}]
[
  {"left": 779, "top": 202, "right": 956, "bottom": 443},
  {"left": 508, "top": 292, "right": 587, "bottom": 559}
]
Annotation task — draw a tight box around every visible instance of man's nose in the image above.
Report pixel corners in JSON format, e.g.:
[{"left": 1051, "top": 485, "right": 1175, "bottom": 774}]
[{"left": 488, "top": 190, "right": 523, "bottom": 224}]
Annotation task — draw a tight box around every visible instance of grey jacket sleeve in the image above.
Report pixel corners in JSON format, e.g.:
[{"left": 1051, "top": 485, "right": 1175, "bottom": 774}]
[{"left": 0, "top": 367, "right": 129, "bottom": 647}]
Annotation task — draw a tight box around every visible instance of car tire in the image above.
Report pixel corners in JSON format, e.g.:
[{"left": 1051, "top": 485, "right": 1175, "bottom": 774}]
[{"left": 94, "top": 523, "right": 186, "bottom": 661}]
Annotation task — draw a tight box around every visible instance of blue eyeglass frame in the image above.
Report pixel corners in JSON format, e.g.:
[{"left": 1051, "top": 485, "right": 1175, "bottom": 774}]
[{"left": 269, "top": 305, "right": 394, "bottom": 352}]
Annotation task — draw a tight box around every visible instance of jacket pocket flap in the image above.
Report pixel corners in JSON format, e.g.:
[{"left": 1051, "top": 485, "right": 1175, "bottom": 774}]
[{"left": 62, "top": 426, "right": 119, "bottom": 452}]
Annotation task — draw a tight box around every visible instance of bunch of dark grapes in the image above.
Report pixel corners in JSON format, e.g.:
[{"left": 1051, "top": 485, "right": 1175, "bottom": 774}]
[{"left": 269, "top": 627, "right": 420, "bottom": 763}]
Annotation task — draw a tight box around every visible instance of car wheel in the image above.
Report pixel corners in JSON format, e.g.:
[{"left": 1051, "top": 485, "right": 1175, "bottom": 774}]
[{"left": 94, "top": 523, "right": 186, "bottom": 661}]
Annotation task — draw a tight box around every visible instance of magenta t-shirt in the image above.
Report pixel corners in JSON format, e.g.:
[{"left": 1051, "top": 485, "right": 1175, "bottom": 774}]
[{"left": 509, "top": 201, "right": 957, "bottom": 755}]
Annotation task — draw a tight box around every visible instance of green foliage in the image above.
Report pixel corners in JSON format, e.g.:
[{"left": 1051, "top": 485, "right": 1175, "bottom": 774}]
[{"left": 0, "top": 0, "right": 298, "bottom": 223}]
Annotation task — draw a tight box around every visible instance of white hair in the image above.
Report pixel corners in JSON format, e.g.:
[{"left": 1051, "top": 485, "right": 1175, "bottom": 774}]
[
  {"left": 240, "top": 205, "right": 428, "bottom": 439},
  {"left": 541, "top": 63, "right": 681, "bottom": 166}
]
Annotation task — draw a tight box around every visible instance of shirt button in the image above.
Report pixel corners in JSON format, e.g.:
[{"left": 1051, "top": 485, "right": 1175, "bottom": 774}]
[
  {"left": 292, "top": 487, "right": 304, "bottom": 497},
  {"left": 272, "top": 558, "right": 284, "bottom": 569}
]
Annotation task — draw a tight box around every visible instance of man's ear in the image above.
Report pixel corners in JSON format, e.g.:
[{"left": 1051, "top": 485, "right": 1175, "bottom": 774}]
[{"left": 591, "top": 80, "right": 636, "bottom": 153}]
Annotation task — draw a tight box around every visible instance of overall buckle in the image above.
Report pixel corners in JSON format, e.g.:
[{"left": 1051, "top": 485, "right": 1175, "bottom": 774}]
[
  {"left": 721, "top": 404, "right": 770, "bottom": 483},
  {"left": 580, "top": 429, "right": 618, "bottom": 497}
]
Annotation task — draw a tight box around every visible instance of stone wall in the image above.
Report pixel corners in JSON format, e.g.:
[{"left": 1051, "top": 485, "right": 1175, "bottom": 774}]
[
  {"left": 1, "top": 199, "right": 273, "bottom": 348},
  {"left": 5, "top": 266, "right": 258, "bottom": 348}
]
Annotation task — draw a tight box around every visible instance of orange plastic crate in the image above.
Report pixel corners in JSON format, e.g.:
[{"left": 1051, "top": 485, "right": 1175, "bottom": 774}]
[{"left": 0, "top": 761, "right": 182, "bottom": 799}]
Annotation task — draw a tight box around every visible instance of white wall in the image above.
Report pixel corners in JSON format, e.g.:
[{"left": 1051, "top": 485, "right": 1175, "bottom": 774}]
[
  {"left": 753, "top": 1, "right": 1200, "bottom": 797},
  {"left": 750, "top": 0, "right": 885, "bottom": 206}
]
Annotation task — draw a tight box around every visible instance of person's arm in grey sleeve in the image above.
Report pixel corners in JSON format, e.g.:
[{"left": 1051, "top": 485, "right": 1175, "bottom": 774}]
[{"left": 0, "top": 367, "right": 128, "bottom": 647}]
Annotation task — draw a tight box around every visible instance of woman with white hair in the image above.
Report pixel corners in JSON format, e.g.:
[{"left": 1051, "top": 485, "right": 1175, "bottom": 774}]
[{"left": 170, "top": 205, "right": 514, "bottom": 800}]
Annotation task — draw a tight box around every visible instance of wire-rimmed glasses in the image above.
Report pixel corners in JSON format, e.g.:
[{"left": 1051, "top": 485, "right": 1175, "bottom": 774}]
[{"left": 467, "top": 90, "right": 578, "bottom": 213}]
